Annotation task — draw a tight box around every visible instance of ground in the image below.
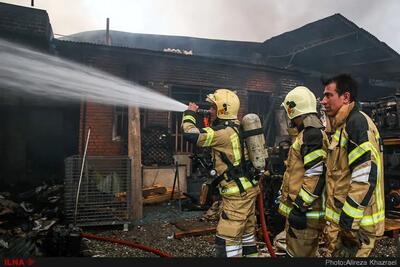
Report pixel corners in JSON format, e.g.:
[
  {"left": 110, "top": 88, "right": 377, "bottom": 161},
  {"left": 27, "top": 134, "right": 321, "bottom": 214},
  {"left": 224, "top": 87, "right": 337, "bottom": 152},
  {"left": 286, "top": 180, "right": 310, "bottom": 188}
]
[
  {"left": 81, "top": 201, "right": 399, "bottom": 258},
  {"left": 82, "top": 202, "right": 216, "bottom": 257}
]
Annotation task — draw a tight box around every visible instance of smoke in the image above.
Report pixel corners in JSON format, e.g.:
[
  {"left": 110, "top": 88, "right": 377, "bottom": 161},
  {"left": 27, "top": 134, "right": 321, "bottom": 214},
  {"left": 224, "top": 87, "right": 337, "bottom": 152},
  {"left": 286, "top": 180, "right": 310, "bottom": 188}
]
[{"left": 1, "top": 0, "right": 399, "bottom": 52}]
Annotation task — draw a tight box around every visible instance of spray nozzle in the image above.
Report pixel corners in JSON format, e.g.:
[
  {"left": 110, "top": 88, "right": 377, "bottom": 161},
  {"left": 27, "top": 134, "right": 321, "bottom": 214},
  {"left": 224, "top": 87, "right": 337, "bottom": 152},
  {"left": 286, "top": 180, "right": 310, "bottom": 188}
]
[{"left": 197, "top": 109, "right": 210, "bottom": 115}]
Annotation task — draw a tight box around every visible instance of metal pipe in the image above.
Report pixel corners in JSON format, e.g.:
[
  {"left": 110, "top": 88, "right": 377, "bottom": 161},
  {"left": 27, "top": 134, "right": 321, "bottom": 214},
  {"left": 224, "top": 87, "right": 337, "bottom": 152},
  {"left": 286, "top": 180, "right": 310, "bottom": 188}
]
[
  {"left": 74, "top": 127, "right": 91, "bottom": 226},
  {"left": 106, "top": 18, "right": 111, "bottom": 45},
  {"left": 176, "top": 161, "right": 182, "bottom": 211},
  {"left": 81, "top": 102, "right": 87, "bottom": 155},
  {"left": 175, "top": 118, "right": 178, "bottom": 152}
]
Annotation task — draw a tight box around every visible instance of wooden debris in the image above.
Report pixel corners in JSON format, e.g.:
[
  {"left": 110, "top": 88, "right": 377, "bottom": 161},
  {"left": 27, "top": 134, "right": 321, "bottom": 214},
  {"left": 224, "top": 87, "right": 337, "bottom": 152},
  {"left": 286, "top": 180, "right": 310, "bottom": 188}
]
[
  {"left": 114, "top": 185, "right": 168, "bottom": 202},
  {"left": 142, "top": 186, "right": 167, "bottom": 198},
  {"left": 143, "top": 188, "right": 185, "bottom": 205},
  {"left": 385, "top": 218, "right": 400, "bottom": 231},
  {"left": 174, "top": 226, "right": 216, "bottom": 239}
]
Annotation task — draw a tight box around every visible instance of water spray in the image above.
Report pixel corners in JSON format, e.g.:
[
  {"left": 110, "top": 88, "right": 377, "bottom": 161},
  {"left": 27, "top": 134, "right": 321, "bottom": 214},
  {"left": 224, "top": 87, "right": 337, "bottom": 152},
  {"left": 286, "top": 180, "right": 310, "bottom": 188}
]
[{"left": 0, "top": 38, "right": 187, "bottom": 112}]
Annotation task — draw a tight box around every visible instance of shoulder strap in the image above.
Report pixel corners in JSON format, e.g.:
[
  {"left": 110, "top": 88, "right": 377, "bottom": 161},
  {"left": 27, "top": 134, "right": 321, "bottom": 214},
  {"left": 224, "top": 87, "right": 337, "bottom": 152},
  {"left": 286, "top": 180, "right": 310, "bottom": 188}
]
[{"left": 219, "top": 151, "right": 246, "bottom": 195}]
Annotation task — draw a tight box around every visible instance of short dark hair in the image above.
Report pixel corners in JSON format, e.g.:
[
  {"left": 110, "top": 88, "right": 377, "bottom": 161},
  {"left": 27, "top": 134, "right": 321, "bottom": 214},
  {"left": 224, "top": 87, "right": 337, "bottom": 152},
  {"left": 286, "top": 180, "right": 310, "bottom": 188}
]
[{"left": 322, "top": 73, "right": 358, "bottom": 102}]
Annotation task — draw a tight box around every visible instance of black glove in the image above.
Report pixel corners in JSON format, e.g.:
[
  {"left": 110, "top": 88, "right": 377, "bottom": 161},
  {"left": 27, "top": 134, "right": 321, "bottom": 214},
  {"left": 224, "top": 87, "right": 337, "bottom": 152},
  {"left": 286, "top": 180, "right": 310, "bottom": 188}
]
[
  {"left": 332, "top": 230, "right": 370, "bottom": 257},
  {"left": 288, "top": 207, "right": 307, "bottom": 230}
]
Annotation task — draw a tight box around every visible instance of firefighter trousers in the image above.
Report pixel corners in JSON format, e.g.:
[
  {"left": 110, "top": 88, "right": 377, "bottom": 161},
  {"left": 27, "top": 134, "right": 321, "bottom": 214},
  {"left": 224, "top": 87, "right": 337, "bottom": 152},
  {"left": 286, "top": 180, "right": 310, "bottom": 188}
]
[
  {"left": 324, "top": 222, "right": 376, "bottom": 257},
  {"left": 215, "top": 185, "right": 260, "bottom": 257},
  {"left": 286, "top": 223, "right": 321, "bottom": 257}
]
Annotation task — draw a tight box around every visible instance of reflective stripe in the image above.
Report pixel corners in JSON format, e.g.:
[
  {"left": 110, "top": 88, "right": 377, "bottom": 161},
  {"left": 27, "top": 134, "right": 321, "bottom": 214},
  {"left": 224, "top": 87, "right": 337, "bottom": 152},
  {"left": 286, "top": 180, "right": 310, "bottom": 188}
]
[
  {"left": 360, "top": 210, "right": 385, "bottom": 226},
  {"left": 230, "top": 133, "right": 241, "bottom": 166},
  {"left": 219, "top": 177, "right": 257, "bottom": 196},
  {"left": 242, "top": 234, "right": 256, "bottom": 243},
  {"left": 371, "top": 144, "right": 384, "bottom": 211},
  {"left": 333, "top": 129, "right": 341, "bottom": 141},
  {"left": 292, "top": 138, "right": 301, "bottom": 151},
  {"left": 348, "top": 141, "right": 374, "bottom": 165},
  {"left": 342, "top": 200, "right": 364, "bottom": 219},
  {"left": 244, "top": 253, "right": 258, "bottom": 257},
  {"left": 278, "top": 202, "right": 324, "bottom": 219},
  {"left": 304, "top": 149, "right": 327, "bottom": 165},
  {"left": 299, "top": 187, "right": 317, "bottom": 205},
  {"left": 226, "top": 245, "right": 242, "bottom": 257},
  {"left": 182, "top": 115, "right": 196, "bottom": 124},
  {"left": 333, "top": 129, "right": 348, "bottom": 147},
  {"left": 348, "top": 139, "right": 384, "bottom": 212},
  {"left": 278, "top": 202, "right": 291, "bottom": 217},
  {"left": 202, "top": 127, "right": 214, "bottom": 147},
  {"left": 351, "top": 164, "right": 371, "bottom": 183},
  {"left": 325, "top": 207, "right": 340, "bottom": 223},
  {"left": 305, "top": 161, "right": 324, "bottom": 177},
  {"left": 325, "top": 207, "right": 384, "bottom": 226}
]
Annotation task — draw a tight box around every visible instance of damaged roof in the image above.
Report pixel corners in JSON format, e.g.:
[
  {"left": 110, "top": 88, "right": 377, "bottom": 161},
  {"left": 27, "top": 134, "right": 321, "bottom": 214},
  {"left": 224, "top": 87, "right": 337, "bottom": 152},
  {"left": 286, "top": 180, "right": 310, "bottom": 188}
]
[
  {"left": 61, "top": 30, "right": 263, "bottom": 64},
  {"left": 259, "top": 14, "right": 400, "bottom": 82},
  {"left": 62, "top": 14, "right": 400, "bottom": 83}
]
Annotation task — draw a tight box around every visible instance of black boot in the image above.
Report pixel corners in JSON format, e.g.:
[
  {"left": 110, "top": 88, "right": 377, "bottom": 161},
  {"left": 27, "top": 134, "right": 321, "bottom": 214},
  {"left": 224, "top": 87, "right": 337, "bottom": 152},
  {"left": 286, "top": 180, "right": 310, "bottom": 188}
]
[
  {"left": 215, "top": 236, "right": 227, "bottom": 257},
  {"left": 243, "top": 245, "right": 258, "bottom": 257}
]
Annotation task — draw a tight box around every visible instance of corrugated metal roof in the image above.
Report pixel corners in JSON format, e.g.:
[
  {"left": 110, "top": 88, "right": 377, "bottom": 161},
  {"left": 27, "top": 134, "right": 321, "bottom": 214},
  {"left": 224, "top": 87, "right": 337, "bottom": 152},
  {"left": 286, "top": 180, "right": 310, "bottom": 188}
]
[
  {"left": 60, "top": 30, "right": 263, "bottom": 64},
  {"left": 259, "top": 14, "right": 400, "bottom": 82}
]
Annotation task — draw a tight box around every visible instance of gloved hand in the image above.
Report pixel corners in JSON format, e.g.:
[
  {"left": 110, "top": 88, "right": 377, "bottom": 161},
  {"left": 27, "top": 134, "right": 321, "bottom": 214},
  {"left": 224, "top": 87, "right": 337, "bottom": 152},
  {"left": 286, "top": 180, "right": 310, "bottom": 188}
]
[
  {"left": 288, "top": 207, "right": 307, "bottom": 230},
  {"left": 332, "top": 230, "right": 370, "bottom": 257}
]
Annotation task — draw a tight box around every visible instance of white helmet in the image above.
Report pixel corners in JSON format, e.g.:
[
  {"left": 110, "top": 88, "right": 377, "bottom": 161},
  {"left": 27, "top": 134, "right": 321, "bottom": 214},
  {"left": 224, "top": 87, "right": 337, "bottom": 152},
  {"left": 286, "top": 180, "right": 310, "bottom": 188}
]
[{"left": 281, "top": 86, "right": 317, "bottom": 120}]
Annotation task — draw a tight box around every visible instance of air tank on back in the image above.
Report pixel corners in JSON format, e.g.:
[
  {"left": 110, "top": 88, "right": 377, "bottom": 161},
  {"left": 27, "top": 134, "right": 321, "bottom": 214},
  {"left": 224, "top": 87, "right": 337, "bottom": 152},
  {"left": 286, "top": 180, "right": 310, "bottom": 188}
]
[{"left": 241, "top": 113, "right": 268, "bottom": 171}]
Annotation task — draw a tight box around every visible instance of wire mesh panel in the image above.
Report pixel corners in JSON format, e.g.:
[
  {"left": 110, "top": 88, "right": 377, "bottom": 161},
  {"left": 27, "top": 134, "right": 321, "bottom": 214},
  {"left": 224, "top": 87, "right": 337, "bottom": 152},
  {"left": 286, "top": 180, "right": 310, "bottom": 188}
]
[
  {"left": 141, "top": 126, "right": 174, "bottom": 166},
  {"left": 64, "top": 155, "right": 131, "bottom": 226}
]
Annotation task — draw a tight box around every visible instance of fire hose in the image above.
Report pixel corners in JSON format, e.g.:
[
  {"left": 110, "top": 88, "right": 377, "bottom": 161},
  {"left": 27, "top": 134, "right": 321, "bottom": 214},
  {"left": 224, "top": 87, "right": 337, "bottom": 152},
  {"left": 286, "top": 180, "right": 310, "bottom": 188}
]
[
  {"left": 81, "top": 232, "right": 172, "bottom": 257},
  {"left": 258, "top": 181, "right": 277, "bottom": 257},
  {"left": 73, "top": 128, "right": 171, "bottom": 257},
  {"left": 80, "top": 187, "right": 275, "bottom": 258}
]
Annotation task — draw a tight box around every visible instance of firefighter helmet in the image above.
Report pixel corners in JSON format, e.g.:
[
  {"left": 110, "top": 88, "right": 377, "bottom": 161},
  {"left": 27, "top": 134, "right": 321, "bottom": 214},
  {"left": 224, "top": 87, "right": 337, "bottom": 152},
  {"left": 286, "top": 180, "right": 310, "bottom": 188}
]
[
  {"left": 281, "top": 86, "right": 317, "bottom": 120},
  {"left": 206, "top": 89, "right": 240, "bottom": 120}
]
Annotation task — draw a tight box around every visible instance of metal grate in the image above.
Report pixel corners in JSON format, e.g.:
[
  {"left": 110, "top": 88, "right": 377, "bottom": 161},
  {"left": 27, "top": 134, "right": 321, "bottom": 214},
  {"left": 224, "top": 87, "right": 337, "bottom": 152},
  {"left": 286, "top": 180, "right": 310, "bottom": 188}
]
[
  {"left": 141, "top": 126, "right": 174, "bottom": 166},
  {"left": 64, "top": 155, "right": 131, "bottom": 226}
]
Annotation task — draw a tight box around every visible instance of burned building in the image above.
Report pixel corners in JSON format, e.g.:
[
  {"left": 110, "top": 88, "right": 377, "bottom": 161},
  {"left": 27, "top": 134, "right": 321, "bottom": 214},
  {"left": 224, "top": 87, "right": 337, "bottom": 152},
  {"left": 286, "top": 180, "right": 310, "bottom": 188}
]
[
  {"left": 0, "top": 3, "right": 80, "bottom": 190},
  {"left": 1, "top": 2, "right": 400, "bottom": 223}
]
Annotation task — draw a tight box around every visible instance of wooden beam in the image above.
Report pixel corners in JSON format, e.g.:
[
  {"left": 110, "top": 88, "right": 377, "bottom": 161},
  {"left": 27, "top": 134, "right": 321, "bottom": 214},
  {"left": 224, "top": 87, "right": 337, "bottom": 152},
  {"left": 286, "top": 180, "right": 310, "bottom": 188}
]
[
  {"left": 174, "top": 226, "right": 216, "bottom": 239},
  {"left": 142, "top": 186, "right": 167, "bottom": 198},
  {"left": 128, "top": 107, "right": 143, "bottom": 220},
  {"left": 143, "top": 189, "right": 184, "bottom": 205}
]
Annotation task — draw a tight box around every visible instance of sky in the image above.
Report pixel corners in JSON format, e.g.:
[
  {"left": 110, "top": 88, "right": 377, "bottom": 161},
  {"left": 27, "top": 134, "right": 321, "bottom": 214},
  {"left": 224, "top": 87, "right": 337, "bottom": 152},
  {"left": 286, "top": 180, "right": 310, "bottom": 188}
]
[{"left": 2, "top": 0, "right": 400, "bottom": 53}]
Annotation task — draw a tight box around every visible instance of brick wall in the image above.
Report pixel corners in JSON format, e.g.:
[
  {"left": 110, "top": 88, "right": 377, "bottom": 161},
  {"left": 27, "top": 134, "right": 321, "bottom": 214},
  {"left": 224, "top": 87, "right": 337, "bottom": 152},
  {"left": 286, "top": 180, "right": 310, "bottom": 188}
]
[
  {"left": 144, "top": 82, "right": 170, "bottom": 128},
  {"left": 79, "top": 102, "right": 121, "bottom": 156},
  {"left": 55, "top": 41, "right": 303, "bottom": 155},
  {"left": 279, "top": 75, "right": 307, "bottom": 95}
]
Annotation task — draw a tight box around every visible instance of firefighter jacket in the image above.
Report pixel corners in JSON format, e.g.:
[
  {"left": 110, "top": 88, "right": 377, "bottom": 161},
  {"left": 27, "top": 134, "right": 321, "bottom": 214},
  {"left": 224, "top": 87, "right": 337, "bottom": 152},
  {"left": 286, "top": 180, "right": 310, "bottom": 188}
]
[
  {"left": 325, "top": 102, "right": 384, "bottom": 236},
  {"left": 278, "top": 114, "right": 329, "bottom": 227},
  {"left": 182, "top": 110, "right": 257, "bottom": 196}
]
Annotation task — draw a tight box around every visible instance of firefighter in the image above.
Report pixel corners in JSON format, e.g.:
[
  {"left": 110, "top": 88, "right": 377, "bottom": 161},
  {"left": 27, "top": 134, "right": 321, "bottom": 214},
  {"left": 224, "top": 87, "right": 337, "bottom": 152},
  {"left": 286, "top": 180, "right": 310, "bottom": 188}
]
[
  {"left": 321, "top": 74, "right": 384, "bottom": 257},
  {"left": 181, "top": 89, "right": 260, "bottom": 257},
  {"left": 279, "top": 86, "right": 328, "bottom": 257}
]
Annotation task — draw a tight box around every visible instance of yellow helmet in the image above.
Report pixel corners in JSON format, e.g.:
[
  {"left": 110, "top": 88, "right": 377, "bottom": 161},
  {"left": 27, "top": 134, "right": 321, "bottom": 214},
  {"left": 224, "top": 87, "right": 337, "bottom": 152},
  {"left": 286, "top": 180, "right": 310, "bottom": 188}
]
[
  {"left": 206, "top": 89, "right": 240, "bottom": 120},
  {"left": 281, "top": 86, "right": 317, "bottom": 120}
]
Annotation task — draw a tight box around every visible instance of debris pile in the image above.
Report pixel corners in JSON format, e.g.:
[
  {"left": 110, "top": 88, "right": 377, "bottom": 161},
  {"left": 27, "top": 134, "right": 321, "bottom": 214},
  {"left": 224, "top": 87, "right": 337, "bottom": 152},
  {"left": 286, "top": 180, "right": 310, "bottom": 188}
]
[{"left": 0, "top": 184, "right": 82, "bottom": 257}]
